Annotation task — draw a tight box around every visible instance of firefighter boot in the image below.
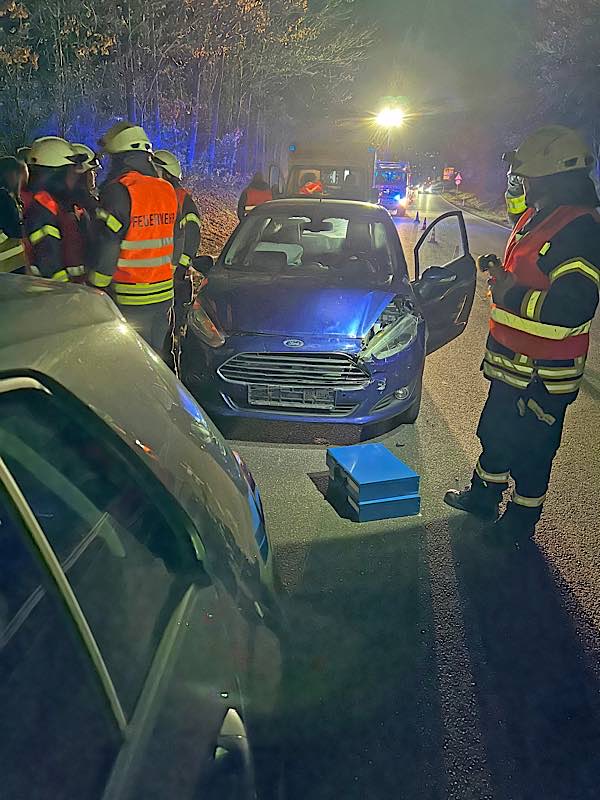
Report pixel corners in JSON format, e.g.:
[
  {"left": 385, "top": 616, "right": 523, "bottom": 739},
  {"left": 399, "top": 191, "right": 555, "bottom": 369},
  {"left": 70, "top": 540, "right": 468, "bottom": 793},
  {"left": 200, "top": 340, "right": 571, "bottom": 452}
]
[
  {"left": 493, "top": 502, "right": 541, "bottom": 539},
  {"left": 444, "top": 475, "right": 502, "bottom": 521}
]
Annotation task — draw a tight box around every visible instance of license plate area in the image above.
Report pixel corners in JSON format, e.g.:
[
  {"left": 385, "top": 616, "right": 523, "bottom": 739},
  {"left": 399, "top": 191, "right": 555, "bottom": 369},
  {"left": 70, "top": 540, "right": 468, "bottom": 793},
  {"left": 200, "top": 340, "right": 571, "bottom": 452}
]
[{"left": 248, "top": 385, "right": 336, "bottom": 410}]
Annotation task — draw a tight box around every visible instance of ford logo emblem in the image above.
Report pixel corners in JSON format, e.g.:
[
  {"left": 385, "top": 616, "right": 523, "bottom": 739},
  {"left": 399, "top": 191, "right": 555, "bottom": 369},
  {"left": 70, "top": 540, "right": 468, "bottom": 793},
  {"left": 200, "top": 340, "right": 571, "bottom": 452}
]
[{"left": 283, "top": 339, "right": 304, "bottom": 348}]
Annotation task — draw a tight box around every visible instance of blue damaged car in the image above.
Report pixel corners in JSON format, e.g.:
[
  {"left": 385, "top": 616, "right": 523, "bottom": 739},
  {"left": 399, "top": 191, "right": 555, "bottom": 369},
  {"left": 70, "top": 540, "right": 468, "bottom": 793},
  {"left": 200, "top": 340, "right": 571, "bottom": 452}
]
[{"left": 181, "top": 199, "right": 476, "bottom": 430}]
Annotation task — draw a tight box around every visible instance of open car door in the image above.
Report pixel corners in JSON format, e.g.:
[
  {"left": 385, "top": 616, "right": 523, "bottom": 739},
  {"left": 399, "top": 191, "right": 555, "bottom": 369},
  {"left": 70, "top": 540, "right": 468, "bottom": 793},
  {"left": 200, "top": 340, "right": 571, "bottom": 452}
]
[
  {"left": 412, "top": 211, "right": 476, "bottom": 354},
  {"left": 268, "top": 162, "right": 285, "bottom": 198}
]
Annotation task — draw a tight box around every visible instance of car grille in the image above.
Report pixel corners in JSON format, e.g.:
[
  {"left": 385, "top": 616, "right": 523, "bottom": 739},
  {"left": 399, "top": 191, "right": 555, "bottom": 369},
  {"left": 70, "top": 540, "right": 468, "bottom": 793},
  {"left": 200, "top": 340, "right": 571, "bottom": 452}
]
[{"left": 218, "top": 352, "right": 369, "bottom": 389}]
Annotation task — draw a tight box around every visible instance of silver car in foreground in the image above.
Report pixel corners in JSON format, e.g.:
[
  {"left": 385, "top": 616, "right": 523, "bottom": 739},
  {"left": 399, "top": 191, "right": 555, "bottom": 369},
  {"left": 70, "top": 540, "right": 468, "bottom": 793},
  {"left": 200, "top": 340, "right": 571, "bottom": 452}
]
[{"left": 0, "top": 275, "right": 283, "bottom": 799}]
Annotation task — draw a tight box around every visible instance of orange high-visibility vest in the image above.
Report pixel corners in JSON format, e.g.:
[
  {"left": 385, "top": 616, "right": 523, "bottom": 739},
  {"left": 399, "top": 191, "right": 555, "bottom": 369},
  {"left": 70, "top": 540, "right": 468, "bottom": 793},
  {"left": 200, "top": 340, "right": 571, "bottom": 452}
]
[
  {"left": 113, "top": 172, "right": 177, "bottom": 306},
  {"left": 245, "top": 187, "right": 273, "bottom": 213},
  {"left": 299, "top": 180, "right": 324, "bottom": 196}
]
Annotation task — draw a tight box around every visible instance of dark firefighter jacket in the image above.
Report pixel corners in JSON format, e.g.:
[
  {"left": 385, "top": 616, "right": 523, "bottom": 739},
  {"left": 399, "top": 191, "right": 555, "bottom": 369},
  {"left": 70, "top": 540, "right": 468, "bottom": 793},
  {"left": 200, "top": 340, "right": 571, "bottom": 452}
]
[
  {"left": 24, "top": 190, "right": 87, "bottom": 281},
  {"left": 173, "top": 185, "right": 201, "bottom": 277},
  {"left": 0, "top": 187, "right": 27, "bottom": 273},
  {"left": 484, "top": 207, "right": 600, "bottom": 399}
]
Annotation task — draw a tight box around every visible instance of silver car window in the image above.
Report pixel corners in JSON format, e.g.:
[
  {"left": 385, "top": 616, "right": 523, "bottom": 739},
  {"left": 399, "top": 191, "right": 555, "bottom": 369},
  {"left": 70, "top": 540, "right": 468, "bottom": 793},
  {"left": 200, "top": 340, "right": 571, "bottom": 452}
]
[
  {"left": 0, "top": 480, "right": 120, "bottom": 799},
  {"left": 0, "top": 383, "right": 199, "bottom": 719}
]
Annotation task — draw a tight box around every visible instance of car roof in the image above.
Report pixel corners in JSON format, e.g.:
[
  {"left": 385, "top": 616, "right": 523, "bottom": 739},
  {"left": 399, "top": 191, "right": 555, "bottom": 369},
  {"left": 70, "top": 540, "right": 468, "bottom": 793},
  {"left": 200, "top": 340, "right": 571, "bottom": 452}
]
[{"left": 254, "top": 198, "right": 387, "bottom": 217}]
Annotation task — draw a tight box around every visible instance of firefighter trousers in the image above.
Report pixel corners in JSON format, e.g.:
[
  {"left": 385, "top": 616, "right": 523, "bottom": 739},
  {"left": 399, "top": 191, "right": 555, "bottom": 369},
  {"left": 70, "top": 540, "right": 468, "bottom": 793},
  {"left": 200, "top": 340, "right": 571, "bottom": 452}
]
[
  {"left": 472, "top": 378, "right": 574, "bottom": 516},
  {"left": 119, "top": 300, "right": 172, "bottom": 357}
]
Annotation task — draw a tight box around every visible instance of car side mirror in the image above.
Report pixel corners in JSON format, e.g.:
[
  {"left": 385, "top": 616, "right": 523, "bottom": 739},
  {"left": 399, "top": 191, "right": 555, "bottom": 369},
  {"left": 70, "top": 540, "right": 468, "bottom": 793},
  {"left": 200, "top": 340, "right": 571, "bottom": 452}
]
[{"left": 193, "top": 255, "right": 215, "bottom": 273}]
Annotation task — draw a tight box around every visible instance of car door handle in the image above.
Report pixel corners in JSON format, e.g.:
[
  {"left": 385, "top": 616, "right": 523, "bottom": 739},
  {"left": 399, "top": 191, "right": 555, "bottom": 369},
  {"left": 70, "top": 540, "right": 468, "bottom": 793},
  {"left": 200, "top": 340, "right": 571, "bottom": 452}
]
[{"left": 213, "top": 709, "right": 256, "bottom": 799}]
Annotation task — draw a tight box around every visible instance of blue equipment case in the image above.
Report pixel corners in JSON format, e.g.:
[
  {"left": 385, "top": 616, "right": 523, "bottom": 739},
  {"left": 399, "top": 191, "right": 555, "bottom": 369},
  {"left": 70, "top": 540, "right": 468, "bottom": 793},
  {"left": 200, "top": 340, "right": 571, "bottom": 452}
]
[{"left": 326, "top": 443, "right": 421, "bottom": 522}]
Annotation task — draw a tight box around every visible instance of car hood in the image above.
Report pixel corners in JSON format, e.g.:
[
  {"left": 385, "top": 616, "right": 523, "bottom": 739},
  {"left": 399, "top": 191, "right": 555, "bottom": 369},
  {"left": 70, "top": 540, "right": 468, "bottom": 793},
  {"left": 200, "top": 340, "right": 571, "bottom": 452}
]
[{"left": 204, "top": 273, "right": 402, "bottom": 338}]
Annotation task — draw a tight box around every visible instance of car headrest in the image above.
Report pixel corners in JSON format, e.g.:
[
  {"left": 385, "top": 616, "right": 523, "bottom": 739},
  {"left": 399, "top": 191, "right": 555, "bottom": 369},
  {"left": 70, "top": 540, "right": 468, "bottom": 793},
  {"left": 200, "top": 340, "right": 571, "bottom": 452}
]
[
  {"left": 263, "top": 222, "right": 302, "bottom": 244},
  {"left": 344, "top": 221, "right": 372, "bottom": 253},
  {"left": 250, "top": 250, "right": 287, "bottom": 271}
]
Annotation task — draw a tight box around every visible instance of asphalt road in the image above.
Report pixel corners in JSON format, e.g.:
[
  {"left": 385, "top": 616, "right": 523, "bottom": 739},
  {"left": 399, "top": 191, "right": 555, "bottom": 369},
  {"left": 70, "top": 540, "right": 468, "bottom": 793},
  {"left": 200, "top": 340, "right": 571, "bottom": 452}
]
[{"left": 227, "top": 194, "right": 600, "bottom": 799}]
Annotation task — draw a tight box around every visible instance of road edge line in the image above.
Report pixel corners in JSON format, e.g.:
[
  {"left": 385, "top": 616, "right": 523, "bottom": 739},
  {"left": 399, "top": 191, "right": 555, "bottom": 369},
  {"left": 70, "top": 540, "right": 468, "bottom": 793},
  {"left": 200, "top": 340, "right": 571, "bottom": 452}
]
[{"left": 441, "top": 195, "right": 511, "bottom": 232}]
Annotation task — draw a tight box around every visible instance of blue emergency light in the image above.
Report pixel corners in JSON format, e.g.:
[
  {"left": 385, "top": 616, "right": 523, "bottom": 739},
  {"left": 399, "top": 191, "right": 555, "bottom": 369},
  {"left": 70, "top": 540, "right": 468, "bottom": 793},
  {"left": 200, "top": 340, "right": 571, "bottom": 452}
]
[{"left": 288, "top": 144, "right": 297, "bottom": 152}]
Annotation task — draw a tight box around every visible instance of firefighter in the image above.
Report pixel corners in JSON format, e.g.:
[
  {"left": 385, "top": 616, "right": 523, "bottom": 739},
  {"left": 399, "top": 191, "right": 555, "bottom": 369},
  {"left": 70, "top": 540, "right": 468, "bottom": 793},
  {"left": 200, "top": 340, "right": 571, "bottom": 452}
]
[
  {"left": 23, "top": 137, "right": 87, "bottom": 281},
  {"left": 237, "top": 172, "right": 273, "bottom": 220},
  {"left": 445, "top": 126, "right": 600, "bottom": 538},
  {"left": 298, "top": 171, "right": 324, "bottom": 196},
  {"left": 0, "top": 156, "right": 27, "bottom": 274},
  {"left": 71, "top": 143, "right": 101, "bottom": 213},
  {"left": 0, "top": 156, "right": 28, "bottom": 275},
  {"left": 505, "top": 171, "right": 527, "bottom": 226},
  {"left": 89, "top": 122, "right": 180, "bottom": 353},
  {"left": 153, "top": 148, "right": 201, "bottom": 371}
]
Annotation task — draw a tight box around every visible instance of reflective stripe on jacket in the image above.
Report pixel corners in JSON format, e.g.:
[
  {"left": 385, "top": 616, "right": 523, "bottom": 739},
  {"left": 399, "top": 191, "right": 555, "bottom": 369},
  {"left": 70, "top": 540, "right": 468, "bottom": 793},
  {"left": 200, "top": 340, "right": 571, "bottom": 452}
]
[
  {"left": 489, "top": 206, "right": 596, "bottom": 360},
  {"left": 175, "top": 186, "right": 201, "bottom": 268},
  {"left": 113, "top": 172, "right": 177, "bottom": 306},
  {"left": 26, "top": 191, "right": 67, "bottom": 281},
  {"left": 0, "top": 230, "right": 27, "bottom": 273},
  {"left": 27, "top": 191, "right": 88, "bottom": 280}
]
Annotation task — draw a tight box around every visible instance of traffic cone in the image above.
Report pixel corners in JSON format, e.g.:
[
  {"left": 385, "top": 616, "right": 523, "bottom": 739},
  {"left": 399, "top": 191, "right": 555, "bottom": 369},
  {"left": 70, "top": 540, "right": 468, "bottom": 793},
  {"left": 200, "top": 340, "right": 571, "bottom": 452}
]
[
  {"left": 414, "top": 211, "right": 420, "bottom": 224},
  {"left": 421, "top": 218, "right": 427, "bottom": 231},
  {"left": 453, "top": 244, "right": 460, "bottom": 259},
  {"left": 430, "top": 226, "right": 437, "bottom": 244}
]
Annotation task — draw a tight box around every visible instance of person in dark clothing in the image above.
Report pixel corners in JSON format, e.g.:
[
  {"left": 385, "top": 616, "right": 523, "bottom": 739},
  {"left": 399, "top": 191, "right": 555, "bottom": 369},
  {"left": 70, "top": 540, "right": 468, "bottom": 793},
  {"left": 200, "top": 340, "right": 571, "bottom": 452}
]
[
  {"left": 339, "top": 171, "right": 361, "bottom": 200},
  {"left": 0, "top": 156, "right": 28, "bottom": 274},
  {"left": 445, "top": 126, "right": 600, "bottom": 539},
  {"left": 23, "top": 137, "right": 87, "bottom": 281},
  {"left": 88, "top": 122, "right": 182, "bottom": 353},
  {"left": 237, "top": 172, "right": 273, "bottom": 220}
]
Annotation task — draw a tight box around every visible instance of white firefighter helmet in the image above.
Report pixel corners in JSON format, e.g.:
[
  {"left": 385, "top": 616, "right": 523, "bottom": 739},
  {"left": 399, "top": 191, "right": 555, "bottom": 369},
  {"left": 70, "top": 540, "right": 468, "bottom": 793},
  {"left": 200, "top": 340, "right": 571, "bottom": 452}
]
[
  {"left": 99, "top": 122, "right": 153, "bottom": 155},
  {"left": 504, "top": 126, "right": 594, "bottom": 178},
  {"left": 71, "top": 143, "right": 101, "bottom": 173},
  {"left": 153, "top": 149, "right": 183, "bottom": 180},
  {"left": 28, "top": 137, "right": 85, "bottom": 168}
]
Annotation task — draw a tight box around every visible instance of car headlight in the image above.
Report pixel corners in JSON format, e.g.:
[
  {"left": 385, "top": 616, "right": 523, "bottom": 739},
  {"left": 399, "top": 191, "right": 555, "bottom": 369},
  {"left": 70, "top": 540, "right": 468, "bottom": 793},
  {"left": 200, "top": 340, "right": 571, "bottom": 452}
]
[
  {"left": 361, "top": 301, "right": 420, "bottom": 361},
  {"left": 190, "top": 300, "right": 226, "bottom": 348}
]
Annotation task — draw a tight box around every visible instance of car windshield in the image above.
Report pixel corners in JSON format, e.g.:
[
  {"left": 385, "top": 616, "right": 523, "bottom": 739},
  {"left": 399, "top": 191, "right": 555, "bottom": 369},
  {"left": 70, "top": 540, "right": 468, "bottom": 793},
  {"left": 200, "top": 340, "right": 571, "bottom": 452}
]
[
  {"left": 374, "top": 167, "right": 408, "bottom": 188},
  {"left": 222, "top": 211, "right": 397, "bottom": 287}
]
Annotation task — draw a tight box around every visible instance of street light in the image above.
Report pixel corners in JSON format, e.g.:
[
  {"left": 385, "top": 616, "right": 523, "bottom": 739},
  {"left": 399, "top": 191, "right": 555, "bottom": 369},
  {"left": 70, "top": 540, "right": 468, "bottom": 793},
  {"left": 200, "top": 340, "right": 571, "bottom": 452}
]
[
  {"left": 376, "top": 107, "right": 405, "bottom": 128},
  {"left": 375, "top": 107, "right": 405, "bottom": 156}
]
